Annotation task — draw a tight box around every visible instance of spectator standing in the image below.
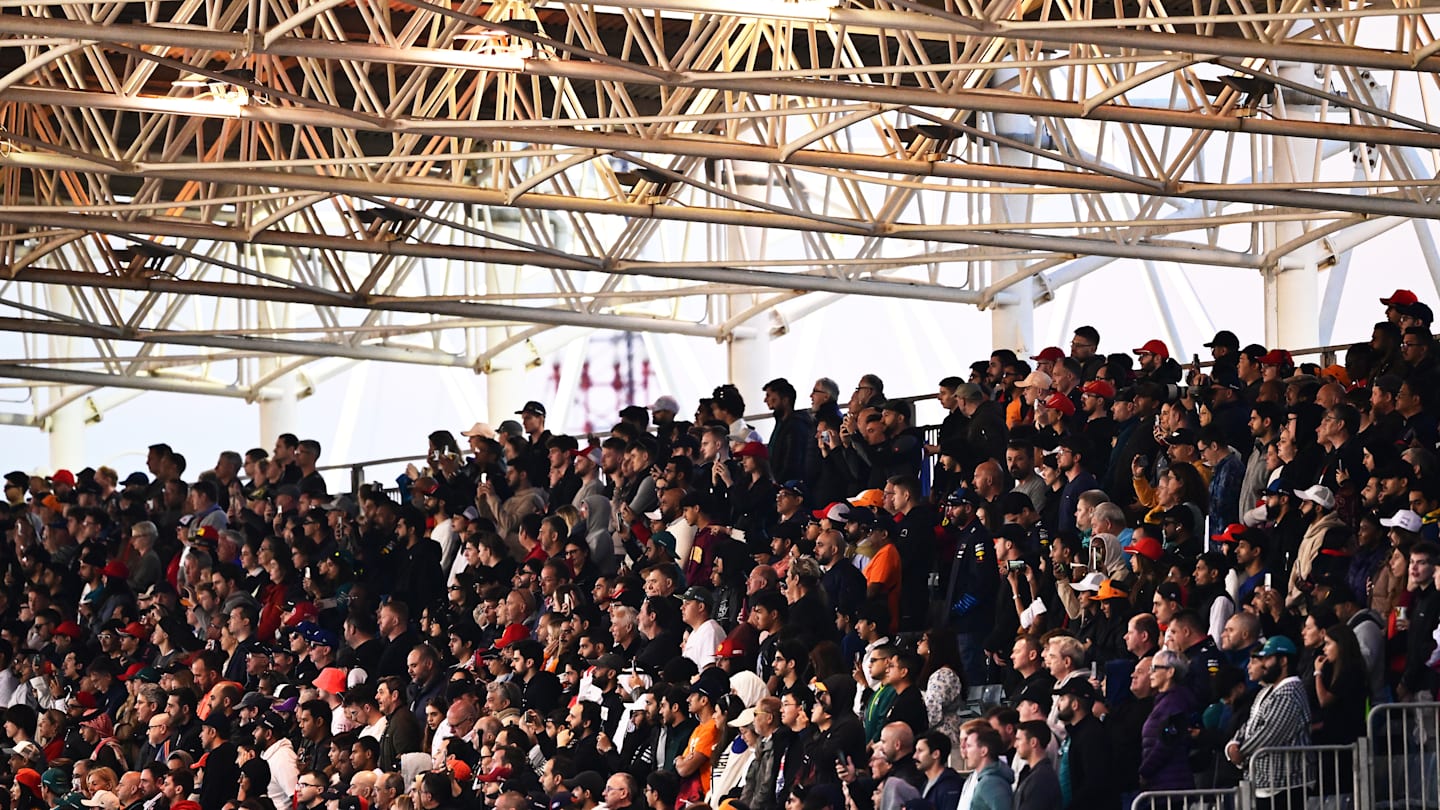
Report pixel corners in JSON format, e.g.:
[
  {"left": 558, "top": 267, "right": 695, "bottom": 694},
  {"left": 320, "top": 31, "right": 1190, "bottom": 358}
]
[
  {"left": 1226, "top": 637, "right": 1312, "bottom": 809},
  {"left": 1054, "top": 679, "right": 1116, "bottom": 810},
  {"left": 1011, "top": 720, "right": 1060, "bottom": 810},
  {"left": 913, "top": 730, "right": 962, "bottom": 810},
  {"left": 1400, "top": 542, "right": 1440, "bottom": 700},
  {"left": 764, "top": 379, "right": 816, "bottom": 485},
  {"left": 1138, "top": 649, "right": 1198, "bottom": 792},
  {"left": 954, "top": 720, "right": 1012, "bottom": 810},
  {"left": 1055, "top": 437, "right": 1099, "bottom": 539}
]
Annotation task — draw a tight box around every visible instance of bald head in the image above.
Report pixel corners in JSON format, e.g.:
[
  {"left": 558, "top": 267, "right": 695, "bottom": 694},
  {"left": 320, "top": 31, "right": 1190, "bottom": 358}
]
[
  {"left": 117, "top": 772, "right": 142, "bottom": 803},
  {"left": 879, "top": 721, "right": 915, "bottom": 760},
  {"left": 349, "top": 771, "right": 377, "bottom": 798}
]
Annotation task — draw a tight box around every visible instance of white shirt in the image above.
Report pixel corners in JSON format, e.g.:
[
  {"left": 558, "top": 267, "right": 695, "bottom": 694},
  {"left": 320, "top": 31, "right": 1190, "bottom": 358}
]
[
  {"left": 683, "top": 620, "right": 725, "bottom": 668},
  {"left": 261, "top": 737, "right": 299, "bottom": 810}
]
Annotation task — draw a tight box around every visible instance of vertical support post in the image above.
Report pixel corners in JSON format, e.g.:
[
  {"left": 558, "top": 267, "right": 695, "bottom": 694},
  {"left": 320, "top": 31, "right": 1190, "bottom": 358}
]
[
  {"left": 256, "top": 247, "right": 297, "bottom": 444},
  {"left": 1264, "top": 63, "right": 1323, "bottom": 351},
  {"left": 727, "top": 301, "right": 772, "bottom": 408},
  {"left": 725, "top": 196, "right": 770, "bottom": 410},
  {"left": 484, "top": 264, "right": 524, "bottom": 421},
  {"left": 44, "top": 285, "right": 84, "bottom": 469},
  {"left": 989, "top": 83, "right": 1036, "bottom": 356}
]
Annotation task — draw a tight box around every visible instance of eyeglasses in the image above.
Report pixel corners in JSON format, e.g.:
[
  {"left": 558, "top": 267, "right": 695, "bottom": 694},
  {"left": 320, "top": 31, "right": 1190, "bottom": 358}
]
[{"left": 298, "top": 781, "right": 325, "bottom": 789}]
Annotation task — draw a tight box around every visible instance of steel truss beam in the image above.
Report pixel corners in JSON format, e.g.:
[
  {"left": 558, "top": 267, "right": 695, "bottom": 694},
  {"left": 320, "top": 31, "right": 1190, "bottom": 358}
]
[{"left": 0, "top": 0, "right": 1437, "bottom": 416}]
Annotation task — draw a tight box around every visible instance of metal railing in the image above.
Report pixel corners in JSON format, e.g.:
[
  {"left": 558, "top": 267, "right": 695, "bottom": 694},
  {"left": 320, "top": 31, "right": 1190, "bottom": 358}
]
[
  {"left": 1249, "top": 742, "right": 1369, "bottom": 810},
  {"left": 1106, "top": 702, "right": 1440, "bottom": 810},
  {"left": 312, "top": 333, "right": 1366, "bottom": 496},
  {"left": 1132, "top": 786, "right": 1250, "bottom": 810},
  {"left": 1369, "top": 702, "right": 1440, "bottom": 809}
]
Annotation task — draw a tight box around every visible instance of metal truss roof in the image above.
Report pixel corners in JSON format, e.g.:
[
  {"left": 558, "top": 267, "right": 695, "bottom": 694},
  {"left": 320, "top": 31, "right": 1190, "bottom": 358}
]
[{"left": 0, "top": 0, "right": 1438, "bottom": 413}]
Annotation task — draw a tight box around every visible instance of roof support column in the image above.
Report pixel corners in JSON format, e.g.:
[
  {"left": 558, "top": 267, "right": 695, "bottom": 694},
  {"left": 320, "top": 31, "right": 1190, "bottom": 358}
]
[
  {"left": 45, "top": 285, "right": 85, "bottom": 470},
  {"left": 256, "top": 247, "right": 298, "bottom": 445},
  {"left": 989, "top": 95, "right": 1036, "bottom": 357},
  {"left": 484, "top": 264, "right": 527, "bottom": 423},
  {"left": 727, "top": 304, "right": 772, "bottom": 418},
  {"left": 1264, "top": 63, "right": 1324, "bottom": 350}
]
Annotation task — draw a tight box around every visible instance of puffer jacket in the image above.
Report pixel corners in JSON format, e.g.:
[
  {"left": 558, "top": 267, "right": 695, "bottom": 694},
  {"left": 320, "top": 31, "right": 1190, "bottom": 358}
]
[{"left": 1139, "top": 684, "right": 1199, "bottom": 790}]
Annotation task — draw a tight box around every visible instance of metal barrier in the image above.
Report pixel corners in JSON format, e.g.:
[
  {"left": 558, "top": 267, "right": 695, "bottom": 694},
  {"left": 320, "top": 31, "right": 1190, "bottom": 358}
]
[
  {"left": 1369, "top": 702, "right": 1440, "bottom": 810},
  {"left": 1131, "top": 786, "right": 1251, "bottom": 810},
  {"left": 1247, "top": 742, "right": 1368, "bottom": 810}
]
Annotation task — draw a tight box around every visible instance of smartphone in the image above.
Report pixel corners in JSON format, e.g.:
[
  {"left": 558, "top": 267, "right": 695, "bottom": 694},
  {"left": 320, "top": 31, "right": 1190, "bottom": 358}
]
[
  {"left": 1008, "top": 560, "right": 1027, "bottom": 571},
  {"left": 1264, "top": 573, "right": 1272, "bottom": 590},
  {"left": 1090, "top": 662, "right": 1098, "bottom": 679},
  {"left": 480, "top": 472, "right": 488, "bottom": 485},
  {"left": 822, "top": 431, "right": 833, "bottom": 443}
]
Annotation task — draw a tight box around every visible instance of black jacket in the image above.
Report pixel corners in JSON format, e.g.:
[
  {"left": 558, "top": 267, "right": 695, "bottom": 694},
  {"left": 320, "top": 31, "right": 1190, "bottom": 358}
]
[
  {"left": 1064, "top": 714, "right": 1120, "bottom": 809},
  {"left": 197, "top": 741, "right": 242, "bottom": 810},
  {"left": 962, "top": 401, "right": 1008, "bottom": 476},
  {"left": 1012, "top": 758, "right": 1062, "bottom": 810}
]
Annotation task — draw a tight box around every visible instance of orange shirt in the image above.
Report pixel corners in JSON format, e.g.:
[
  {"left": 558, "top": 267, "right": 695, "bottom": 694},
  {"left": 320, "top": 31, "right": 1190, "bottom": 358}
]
[
  {"left": 864, "top": 543, "right": 902, "bottom": 631},
  {"left": 684, "top": 717, "right": 720, "bottom": 794}
]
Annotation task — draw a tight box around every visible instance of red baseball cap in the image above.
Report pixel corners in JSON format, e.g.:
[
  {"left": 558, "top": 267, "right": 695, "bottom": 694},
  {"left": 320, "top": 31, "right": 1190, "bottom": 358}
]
[
  {"left": 1041, "top": 392, "right": 1075, "bottom": 416},
  {"left": 53, "top": 621, "right": 83, "bottom": 638},
  {"left": 1382, "top": 289, "right": 1418, "bottom": 306},
  {"left": 1080, "top": 380, "right": 1116, "bottom": 399},
  {"left": 102, "top": 561, "right": 130, "bottom": 580},
  {"left": 1211, "top": 523, "right": 1248, "bottom": 543},
  {"left": 1259, "top": 349, "right": 1292, "bottom": 366},
  {"left": 50, "top": 470, "right": 75, "bottom": 487},
  {"left": 734, "top": 441, "right": 769, "bottom": 460},
  {"left": 716, "top": 638, "right": 748, "bottom": 658},
  {"left": 1133, "top": 339, "right": 1169, "bottom": 358},
  {"left": 1030, "top": 347, "right": 1065, "bottom": 362},
  {"left": 1123, "top": 535, "right": 1164, "bottom": 562}
]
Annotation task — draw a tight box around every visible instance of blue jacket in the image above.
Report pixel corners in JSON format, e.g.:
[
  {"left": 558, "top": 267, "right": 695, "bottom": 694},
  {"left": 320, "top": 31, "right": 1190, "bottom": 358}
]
[{"left": 923, "top": 767, "right": 964, "bottom": 810}]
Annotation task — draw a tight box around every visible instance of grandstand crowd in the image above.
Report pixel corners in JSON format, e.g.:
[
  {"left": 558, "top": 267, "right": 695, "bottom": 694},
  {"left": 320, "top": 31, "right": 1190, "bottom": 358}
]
[{"left": 3, "top": 288, "right": 1440, "bottom": 810}]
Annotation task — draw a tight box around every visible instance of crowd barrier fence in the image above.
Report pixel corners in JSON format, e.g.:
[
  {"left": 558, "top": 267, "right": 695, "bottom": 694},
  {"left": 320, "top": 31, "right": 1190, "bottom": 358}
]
[
  {"left": 1104, "top": 703, "right": 1440, "bottom": 810},
  {"left": 1369, "top": 702, "right": 1440, "bottom": 809},
  {"left": 1132, "top": 785, "right": 1251, "bottom": 810}
]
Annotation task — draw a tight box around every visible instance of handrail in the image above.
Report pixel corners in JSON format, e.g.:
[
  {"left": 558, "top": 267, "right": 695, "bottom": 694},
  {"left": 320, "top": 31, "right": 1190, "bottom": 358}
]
[{"left": 317, "top": 334, "right": 1370, "bottom": 495}]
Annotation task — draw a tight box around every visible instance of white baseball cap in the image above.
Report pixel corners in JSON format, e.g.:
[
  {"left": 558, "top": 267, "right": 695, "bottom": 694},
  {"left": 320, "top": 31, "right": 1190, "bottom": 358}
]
[
  {"left": 1069, "top": 572, "right": 1106, "bottom": 593},
  {"left": 1381, "top": 509, "right": 1422, "bottom": 533},
  {"left": 1294, "top": 484, "right": 1336, "bottom": 511}
]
